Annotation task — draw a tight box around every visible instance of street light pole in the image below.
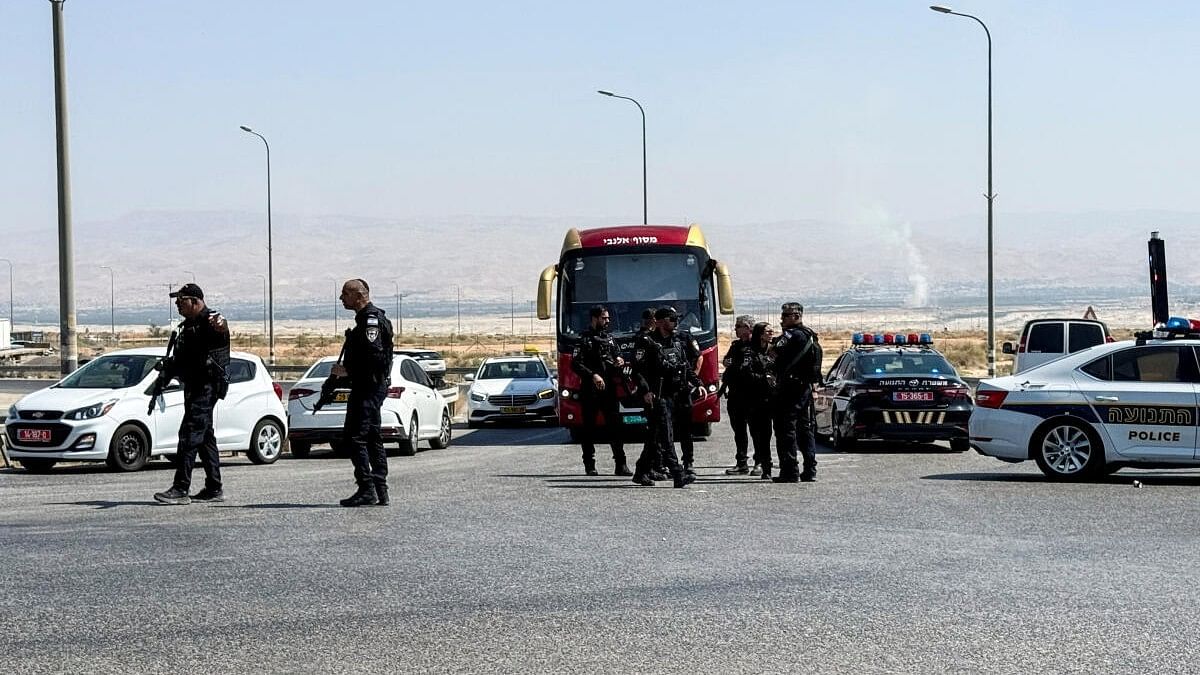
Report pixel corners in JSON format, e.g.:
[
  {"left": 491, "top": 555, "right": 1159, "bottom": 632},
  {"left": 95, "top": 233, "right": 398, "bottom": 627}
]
[
  {"left": 454, "top": 284, "right": 461, "bottom": 335},
  {"left": 0, "top": 258, "right": 12, "bottom": 327},
  {"left": 49, "top": 0, "right": 78, "bottom": 374},
  {"left": 254, "top": 273, "right": 268, "bottom": 336},
  {"left": 100, "top": 265, "right": 114, "bottom": 339},
  {"left": 930, "top": 4, "right": 996, "bottom": 378},
  {"left": 598, "top": 90, "right": 648, "bottom": 225},
  {"left": 240, "top": 125, "right": 275, "bottom": 365}
]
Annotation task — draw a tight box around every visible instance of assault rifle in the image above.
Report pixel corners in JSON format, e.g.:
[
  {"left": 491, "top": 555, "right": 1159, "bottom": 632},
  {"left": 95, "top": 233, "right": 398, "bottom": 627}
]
[
  {"left": 147, "top": 329, "right": 179, "bottom": 414},
  {"left": 313, "top": 341, "right": 349, "bottom": 413}
]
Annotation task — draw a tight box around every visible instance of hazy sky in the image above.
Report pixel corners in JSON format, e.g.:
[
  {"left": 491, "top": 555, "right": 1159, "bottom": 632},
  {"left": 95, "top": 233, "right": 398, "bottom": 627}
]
[{"left": 3, "top": 0, "right": 1199, "bottom": 233}]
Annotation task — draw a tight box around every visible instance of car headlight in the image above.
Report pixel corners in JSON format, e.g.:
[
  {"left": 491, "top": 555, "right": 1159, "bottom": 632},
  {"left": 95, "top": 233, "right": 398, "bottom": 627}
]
[
  {"left": 64, "top": 399, "right": 118, "bottom": 421},
  {"left": 537, "top": 389, "right": 555, "bottom": 400},
  {"left": 469, "top": 391, "right": 487, "bottom": 402}
]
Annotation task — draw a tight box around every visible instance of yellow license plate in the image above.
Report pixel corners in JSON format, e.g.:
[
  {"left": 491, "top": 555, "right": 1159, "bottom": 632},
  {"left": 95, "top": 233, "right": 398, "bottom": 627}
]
[
  {"left": 333, "top": 392, "right": 349, "bottom": 403},
  {"left": 500, "top": 406, "right": 526, "bottom": 414}
]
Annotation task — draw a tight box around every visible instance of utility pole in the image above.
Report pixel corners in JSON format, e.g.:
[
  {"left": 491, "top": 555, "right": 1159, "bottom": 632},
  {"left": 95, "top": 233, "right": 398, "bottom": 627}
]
[{"left": 50, "top": 0, "right": 78, "bottom": 374}]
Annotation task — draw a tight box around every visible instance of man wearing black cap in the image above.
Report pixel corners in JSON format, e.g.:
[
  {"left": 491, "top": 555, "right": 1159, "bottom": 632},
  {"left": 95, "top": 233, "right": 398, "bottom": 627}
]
[
  {"left": 770, "top": 302, "right": 820, "bottom": 483},
  {"left": 630, "top": 306, "right": 702, "bottom": 488},
  {"left": 333, "top": 278, "right": 395, "bottom": 507},
  {"left": 153, "top": 283, "right": 231, "bottom": 505},
  {"left": 570, "top": 304, "right": 631, "bottom": 476},
  {"left": 721, "top": 315, "right": 757, "bottom": 475}
]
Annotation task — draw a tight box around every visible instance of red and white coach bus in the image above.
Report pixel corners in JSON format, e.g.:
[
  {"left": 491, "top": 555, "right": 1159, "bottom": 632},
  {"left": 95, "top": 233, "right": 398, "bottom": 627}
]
[{"left": 536, "top": 224, "right": 734, "bottom": 437}]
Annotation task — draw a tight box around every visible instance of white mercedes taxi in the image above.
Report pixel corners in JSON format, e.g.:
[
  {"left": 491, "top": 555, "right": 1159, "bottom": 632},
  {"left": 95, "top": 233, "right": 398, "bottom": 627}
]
[
  {"left": 465, "top": 355, "right": 557, "bottom": 427},
  {"left": 4, "top": 348, "right": 287, "bottom": 473},
  {"left": 971, "top": 318, "right": 1200, "bottom": 480}
]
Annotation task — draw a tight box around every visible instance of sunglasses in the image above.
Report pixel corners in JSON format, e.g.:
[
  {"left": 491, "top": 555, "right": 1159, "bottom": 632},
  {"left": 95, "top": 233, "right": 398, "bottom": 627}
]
[{"left": 781, "top": 312, "right": 800, "bottom": 318}]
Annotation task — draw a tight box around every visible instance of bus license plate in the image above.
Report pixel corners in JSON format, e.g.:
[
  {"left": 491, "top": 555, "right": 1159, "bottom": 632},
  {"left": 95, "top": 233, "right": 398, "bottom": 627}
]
[
  {"left": 623, "top": 415, "right": 647, "bottom": 425},
  {"left": 18, "top": 428, "right": 52, "bottom": 443},
  {"left": 501, "top": 406, "right": 526, "bottom": 414},
  {"left": 893, "top": 391, "right": 934, "bottom": 402}
]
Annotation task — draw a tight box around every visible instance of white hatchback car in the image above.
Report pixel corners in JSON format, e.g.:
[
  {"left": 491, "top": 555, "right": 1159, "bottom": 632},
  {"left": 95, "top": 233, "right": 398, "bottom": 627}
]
[
  {"left": 4, "top": 348, "right": 287, "bottom": 473},
  {"left": 465, "top": 355, "right": 557, "bottom": 427},
  {"left": 286, "top": 354, "right": 452, "bottom": 457},
  {"left": 972, "top": 321, "right": 1200, "bottom": 480}
]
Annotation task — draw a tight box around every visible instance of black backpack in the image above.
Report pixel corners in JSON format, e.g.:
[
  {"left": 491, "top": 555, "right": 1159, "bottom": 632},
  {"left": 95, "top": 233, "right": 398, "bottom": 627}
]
[{"left": 781, "top": 327, "right": 823, "bottom": 384}]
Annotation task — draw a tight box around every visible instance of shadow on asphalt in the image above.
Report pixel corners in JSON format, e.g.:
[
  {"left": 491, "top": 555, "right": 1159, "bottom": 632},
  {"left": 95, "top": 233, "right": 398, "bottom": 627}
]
[
  {"left": 216, "top": 503, "right": 341, "bottom": 509},
  {"left": 923, "top": 471, "right": 1200, "bottom": 486},
  {"left": 50, "top": 500, "right": 159, "bottom": 509},
  {"left": 818, "top": 440, "right": 960, "bottom": 455},
  {"left": 453, "top": 426, "right": 568, "bottom": 447}
]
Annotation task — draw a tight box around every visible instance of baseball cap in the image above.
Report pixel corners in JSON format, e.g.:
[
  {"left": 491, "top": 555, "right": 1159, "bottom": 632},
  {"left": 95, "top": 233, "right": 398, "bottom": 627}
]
[{"left": 169, "top": 283, "right": 204, "bottom": 300}]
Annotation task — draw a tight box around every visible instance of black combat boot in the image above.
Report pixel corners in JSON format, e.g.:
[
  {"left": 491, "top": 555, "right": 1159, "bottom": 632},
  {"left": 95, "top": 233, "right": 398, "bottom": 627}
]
[
  {"left": 673, "top": 471, "right": 696, "bottom": 489},
  {"left": 374, "top": 484, "right": 390, "bottom": 506},
  {"left": 631, "top": 473, "right": 655, "bottom": 486},
  {"left": 340, "top": 485, "right": 378, "bottom": 507},
  {"left": 649, "top": 470, "right": 667, "bottom": 481},
  {"left": 153, "top": 486, "right": 191, "bottom": 505},
  {"left": 800, "top": 470, "right": 817, "bottom": 483},
  {"left": 190, "top": 488, "right": 225, "bottom": 503},
  {"left": 614, "top": 461, "right": 633, "bottom": 477},
  {"left": 772, "top": 473, "right": 800, "bottom": 483},
  {"left": 724, "top": 463, "right": 750, "bottom": 475},
  {"left": 583, "top": 458, "right": 598, "bottom": 476},
  {"left": 760, "top": 466, "right": 773, "bottom": 480},
  {"left": 683, "top": 463, "right": 696, "bottom": 477}
]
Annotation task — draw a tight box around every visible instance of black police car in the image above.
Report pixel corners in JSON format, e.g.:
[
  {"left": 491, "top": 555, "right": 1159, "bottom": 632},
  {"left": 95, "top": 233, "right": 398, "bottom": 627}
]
[{"left": 812, "top": 332, "right": 972, "bottom": 451}]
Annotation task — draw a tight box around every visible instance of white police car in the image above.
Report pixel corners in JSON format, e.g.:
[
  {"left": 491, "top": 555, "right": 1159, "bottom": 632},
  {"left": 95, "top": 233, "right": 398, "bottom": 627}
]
[{"left": 971, "top": 317, "right": 1200, "bottom": 480}]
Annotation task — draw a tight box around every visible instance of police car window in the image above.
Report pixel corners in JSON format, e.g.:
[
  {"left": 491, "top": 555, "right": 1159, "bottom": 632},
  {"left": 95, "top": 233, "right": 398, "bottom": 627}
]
[
  {"left": 1111, "top": 346, "right": 1200, "bottom": 383},
  {"left": 1068, "top": 323, "right": 1104, "bottom": 353},
  {"left": 857, "top": 353, "right": 956, "bottom": 376},
  {"left": 1027, "top": 323, "right": 1064, "bottom": 353},
  {"left": 1079, "top": 355, "right": 1110, "bottom": 380},
  {"left": 825, "top": 355, "right": 845, "bottom": 381},
  {"left": 226, "top": 359, "right": 256, "bottom": 384}
]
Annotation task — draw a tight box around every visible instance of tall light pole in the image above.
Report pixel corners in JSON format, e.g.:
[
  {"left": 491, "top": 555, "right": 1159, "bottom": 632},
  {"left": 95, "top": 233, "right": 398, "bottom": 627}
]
[
  {"left": 930, "top": 4, "right": 996, "bottom": 377},
  {"left": 50, "top": 0, "right": 78, "bottom": 374},
  {"left": 240, "top": 125, "right": 275, "bottom": 365},
  {"left": 391, "top": 281, "right": 408, "bottom": 337},
  {"left": 0, "top": 258, "right": 12, "bottom": 327},
  {"left": 454, "top": 284, "right": 462, "bottom": 335},
  {"left": 254, "top": 273, "right": 268, "bottom": 336},
  {"left": 598, "top": 90, "right": 648, "bottom": 225},
  {"left": 99, "top": 265, "right": 114, "bottom": 339}
]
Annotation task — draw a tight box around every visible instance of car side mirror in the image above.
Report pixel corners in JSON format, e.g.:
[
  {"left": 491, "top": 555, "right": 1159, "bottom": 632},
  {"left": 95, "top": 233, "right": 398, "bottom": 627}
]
[
  {"left": 1002, "top": 342, "right": 1015, "bottom": 355},
  {"left": 464, "top": 374, "right": 475, "bottom": 382}
]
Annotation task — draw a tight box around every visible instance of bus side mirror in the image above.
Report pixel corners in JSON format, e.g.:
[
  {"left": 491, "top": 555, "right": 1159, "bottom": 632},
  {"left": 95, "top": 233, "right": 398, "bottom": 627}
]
[
  {"left": 537, "top": 265, "right": 557, "bottom": 320},
  {"left": 714, "top": 261, "right": 734, "bottom": 315},
  {"left": 1002, "top": 342, "right": 1015, "bottom": 355}
]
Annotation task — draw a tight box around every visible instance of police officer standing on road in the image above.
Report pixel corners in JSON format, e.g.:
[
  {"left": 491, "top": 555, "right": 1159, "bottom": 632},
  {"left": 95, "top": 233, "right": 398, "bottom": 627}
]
[
  {"left": 153, "top": 284, "right": 230, "bottom": 505},
  {"left": 770, "top": 302, "right": 819, "bottom": 483},
  {"left": 721, "top": 315, "right": 757, "bottom": 475},
  {"left": 571, "top": 305, "right": 631, "bottom": 476},
  {"left": 632, "top": 308, "right": 666, "bottom": 480},
  {"left": 631, "top": 307, "right": 702, "bottom": 488},
  {"left": 746, "top": 322, "right": 777, "bottom": 479},
  {"left": 334, "top": 279, "right": 395, "bottom": 507}
]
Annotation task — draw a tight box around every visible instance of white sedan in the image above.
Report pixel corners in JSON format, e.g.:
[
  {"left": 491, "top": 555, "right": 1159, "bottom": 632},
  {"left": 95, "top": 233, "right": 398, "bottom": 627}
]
[
  {"left": 971, "top": 327, "right": 1200, "bottom": 480},
  {"left": 465, "top": 355, "right": 557, "bottom": 427},
  {"left": 286, "top": 354, "right": 452, "bottom": 457},
  {"left": 4, "top": 348, "right": 287, "bottom": 473}
]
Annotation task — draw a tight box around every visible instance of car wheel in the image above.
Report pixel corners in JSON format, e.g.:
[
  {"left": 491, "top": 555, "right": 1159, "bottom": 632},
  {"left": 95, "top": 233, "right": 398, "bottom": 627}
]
[
  {"left": 397, "top": 414, "right": 418, "bottom": 456},
  {"left": 949, "top": 438, "right": 970, "bottom": 453},
  {"left": 290, "top": 441, "right": 311, "bottom": 459},
  {"left": 428, "top": 408, "right": 452, "bottom": 450},
  {"left": 1033, "top": 419, "right": 1105, "bottom": 480},
  {"left": 833, "top": 414, "right": 855, "bottom": 451},
  {"left": 106, "top": 423, "right": 150, "bottom": 472},
  {"left": 19, "top": 459, "right": 57, "bottom": 473},
  {"left": 247, "top": 419, "right": 284, "bottom": 464}
]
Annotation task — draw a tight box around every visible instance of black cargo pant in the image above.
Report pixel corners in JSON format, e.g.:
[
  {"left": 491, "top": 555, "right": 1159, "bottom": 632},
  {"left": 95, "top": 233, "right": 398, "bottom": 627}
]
[
  {"left": 579, "top": 389, "right": 626, "bottom": 468},
  {"left": 345, "top": 384, "right": 389, "bottom": 492},
  {"left": 636, "top": 394, "right": 684, "bottom": 478},
  {"left": 773, "top": 385, "right": 817, "bottom": 479},
  {"left": 727, "top": 396, "right": 752, "bottom": 466},
  {"left": 748, "top": 402, "right": 774, "bottom": 471},
  {"left": 675, "top": 396, "right": 696, "bottom": 467},
  {"left": 173, "top": 383, "right": 221, "bottom": 493}
]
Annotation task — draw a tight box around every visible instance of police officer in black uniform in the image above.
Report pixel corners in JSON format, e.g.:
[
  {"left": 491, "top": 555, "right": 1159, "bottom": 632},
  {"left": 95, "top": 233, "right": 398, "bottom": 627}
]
[
  {"left": 571, "top": 304, "right": 631, "bottom": 476},
  {"left": 153, "top": 283, "right": 231, "bottom": 505},
  {"left": 631, "top": 307, "right": 667, "bottom": 481},
  {"left": 721, "top": 315, "right": 757, "bottom": 475},
  {"left": 746, "top": 321, "right": 777, "bottom": 479},
  {"left": 631, "top": 306, "right": 702, "bottom": 488},
  {"left": 770, "top": 302, "right": 819, "bottom": 483},
  {"left": 334, "top": 278, "right": 395, "bottom": 507}
]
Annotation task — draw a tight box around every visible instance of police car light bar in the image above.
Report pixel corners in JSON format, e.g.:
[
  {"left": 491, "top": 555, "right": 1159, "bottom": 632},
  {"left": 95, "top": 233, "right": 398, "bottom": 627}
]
[
  {"left": 1163, "top": 316, "right": 1200, "bottom": 333},
  {"left": 852, "top": 332, "right": 934, "bottom": 346}
]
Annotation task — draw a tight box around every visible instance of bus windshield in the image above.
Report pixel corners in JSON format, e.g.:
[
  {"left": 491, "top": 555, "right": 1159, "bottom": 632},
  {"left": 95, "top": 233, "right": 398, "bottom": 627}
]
[{"left": 558, "top": 250, "right": 716, "bottom": 340}]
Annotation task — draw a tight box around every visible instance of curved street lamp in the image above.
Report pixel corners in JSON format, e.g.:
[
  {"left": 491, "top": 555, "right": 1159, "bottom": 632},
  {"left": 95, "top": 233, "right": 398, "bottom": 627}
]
[
  {"left": 240, "top": 124, "right": 275, "bottom": 365},
  {"left": 930, "top": 4, "right": 996, "bottom": 377},
  {"left": 597, "top": 90, "right": 648, "bottom": 225}
]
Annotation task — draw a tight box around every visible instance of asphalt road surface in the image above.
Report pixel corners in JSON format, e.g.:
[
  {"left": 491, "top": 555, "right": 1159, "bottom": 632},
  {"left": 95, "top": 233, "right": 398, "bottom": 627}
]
[{"left": 3, "top": 416, "right": 1200, "bottom": 674}]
